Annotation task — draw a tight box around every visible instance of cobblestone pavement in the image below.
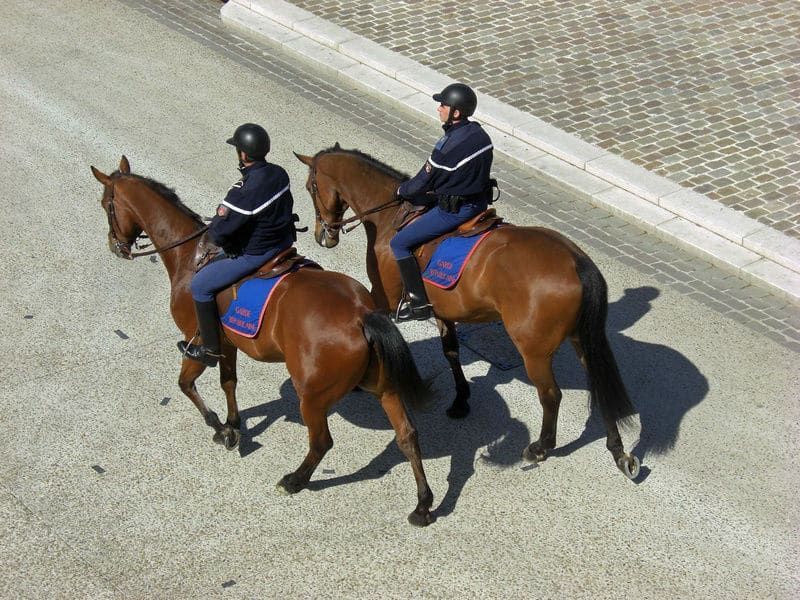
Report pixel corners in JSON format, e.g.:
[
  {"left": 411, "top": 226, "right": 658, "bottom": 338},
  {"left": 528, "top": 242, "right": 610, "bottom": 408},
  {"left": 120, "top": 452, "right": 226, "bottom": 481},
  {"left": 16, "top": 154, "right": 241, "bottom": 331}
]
[
  {"left": 287, "top": 0, "right": 800, "bottom": 241},
  {"left": 123, "top": 0, "right": 799, "bottom": 352}
]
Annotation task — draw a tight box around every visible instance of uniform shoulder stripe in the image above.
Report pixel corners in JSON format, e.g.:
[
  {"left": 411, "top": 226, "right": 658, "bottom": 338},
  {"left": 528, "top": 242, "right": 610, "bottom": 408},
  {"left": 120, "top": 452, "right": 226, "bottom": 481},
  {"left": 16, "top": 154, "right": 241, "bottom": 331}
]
[
  {"left": 428, "top": 144, "right": 493, "bottom": 172},
  {"left": 221, "top": 183, "right": 290, "bottom": 215}
]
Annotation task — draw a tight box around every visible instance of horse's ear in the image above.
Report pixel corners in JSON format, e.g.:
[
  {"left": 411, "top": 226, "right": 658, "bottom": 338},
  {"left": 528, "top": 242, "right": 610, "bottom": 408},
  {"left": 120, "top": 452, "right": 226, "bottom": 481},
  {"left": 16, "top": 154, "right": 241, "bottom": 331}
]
[
  {"left": 293, "top": 152, "right": 313, "bottom": 166},
  {"left": 334, "top": 142, "right": 341, "bottom": 150},
  {"left": 91, "top": 165, "right": 111, "bottom": 186},
  {"left": 119, "top": 155, "right": 131, "bottom": 174}
]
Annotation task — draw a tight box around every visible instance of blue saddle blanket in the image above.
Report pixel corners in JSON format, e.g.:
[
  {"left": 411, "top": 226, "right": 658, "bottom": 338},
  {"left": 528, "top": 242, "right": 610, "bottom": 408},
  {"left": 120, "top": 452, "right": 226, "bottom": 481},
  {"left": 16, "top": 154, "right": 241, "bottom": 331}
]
[
  {"left": 422, "top": 230, "right": 493, "bottom": 289},
  {"left": 221, "top": 260, "right": 316, "bottom": 338}
]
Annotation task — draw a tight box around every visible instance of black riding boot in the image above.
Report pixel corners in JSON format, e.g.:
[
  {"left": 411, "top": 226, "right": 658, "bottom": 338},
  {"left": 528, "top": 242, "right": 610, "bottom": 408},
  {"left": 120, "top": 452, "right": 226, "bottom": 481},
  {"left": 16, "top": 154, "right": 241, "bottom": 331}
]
[
  {"left": 177, "top": 300, "right": 223, "bottom": 367},
  {"left": 395, "top": 256, "right": 433, "bottom": 322}
]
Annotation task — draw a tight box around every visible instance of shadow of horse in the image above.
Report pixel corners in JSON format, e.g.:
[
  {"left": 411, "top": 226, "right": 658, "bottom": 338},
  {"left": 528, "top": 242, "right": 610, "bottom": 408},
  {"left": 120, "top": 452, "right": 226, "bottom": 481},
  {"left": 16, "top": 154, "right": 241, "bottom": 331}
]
[
  {"left": 235, "top": 286, "right": 708, "bottom": 515},
  {"left": 457, "top": 287, "right": 709, "bottom": 473},
  {"left": 548, "top": 286, "right": 709, "bottom": 472},
  {"left": 236, "top": 337, "right": 530, "bottom": 519}
]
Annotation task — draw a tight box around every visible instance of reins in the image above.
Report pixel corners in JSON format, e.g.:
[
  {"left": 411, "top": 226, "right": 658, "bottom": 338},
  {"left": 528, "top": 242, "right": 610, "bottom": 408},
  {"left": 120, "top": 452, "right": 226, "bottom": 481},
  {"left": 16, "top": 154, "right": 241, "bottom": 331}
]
[
  {"left": 106, "top": 177, "right": 208, "bottom": 259},
  {"left": 310, "top": 158, "right": 401, "bottom": 234}
]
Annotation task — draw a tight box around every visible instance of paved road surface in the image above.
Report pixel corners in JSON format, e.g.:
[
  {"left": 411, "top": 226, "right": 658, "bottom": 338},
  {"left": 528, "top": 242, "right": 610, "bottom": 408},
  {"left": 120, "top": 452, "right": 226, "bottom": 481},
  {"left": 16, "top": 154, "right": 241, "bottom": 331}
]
[
  {"left": 0, "top": 1, "right": 797, "bottom": 598},
  {"left": 286, "top": 0, "right": 800, "bottom": 240}
]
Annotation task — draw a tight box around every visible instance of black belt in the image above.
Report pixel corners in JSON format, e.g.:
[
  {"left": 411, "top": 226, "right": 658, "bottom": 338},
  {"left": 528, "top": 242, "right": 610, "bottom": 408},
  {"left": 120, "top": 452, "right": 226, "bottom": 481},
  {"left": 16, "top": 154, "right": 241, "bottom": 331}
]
[{"left": 436, "top": 180, "right": 498, "bottom": 213}]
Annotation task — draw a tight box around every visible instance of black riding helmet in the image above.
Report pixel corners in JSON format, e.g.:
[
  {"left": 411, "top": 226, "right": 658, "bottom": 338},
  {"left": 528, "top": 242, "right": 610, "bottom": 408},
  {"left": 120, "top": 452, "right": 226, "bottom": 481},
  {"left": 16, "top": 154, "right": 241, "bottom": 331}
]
[
  {"left": 227, "top": 123, "right": 270, "bottom": 160},
  {"left": 433, "top": 83, "right": 478, "bottom": 118}
]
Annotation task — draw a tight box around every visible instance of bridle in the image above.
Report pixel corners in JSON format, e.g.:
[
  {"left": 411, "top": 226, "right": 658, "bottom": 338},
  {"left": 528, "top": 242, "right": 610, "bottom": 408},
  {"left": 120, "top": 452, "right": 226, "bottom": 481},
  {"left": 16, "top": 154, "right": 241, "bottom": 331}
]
[
  {"left": 309, "top": 158, "right": 400, "bottom": 236},
  {"left": 105, "top": 177, "right": 208, "bottom": 259}
]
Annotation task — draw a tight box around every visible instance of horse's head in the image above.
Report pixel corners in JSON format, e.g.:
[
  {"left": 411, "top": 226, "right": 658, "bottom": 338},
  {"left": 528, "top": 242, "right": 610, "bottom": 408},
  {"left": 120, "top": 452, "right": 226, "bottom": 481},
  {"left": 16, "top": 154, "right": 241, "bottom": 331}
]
[
  {"left": 294, "top": 148, "right": 347, "bottom": 248},
  {"left": 90, "top": 156, "right": 144, "bottom": 260}
]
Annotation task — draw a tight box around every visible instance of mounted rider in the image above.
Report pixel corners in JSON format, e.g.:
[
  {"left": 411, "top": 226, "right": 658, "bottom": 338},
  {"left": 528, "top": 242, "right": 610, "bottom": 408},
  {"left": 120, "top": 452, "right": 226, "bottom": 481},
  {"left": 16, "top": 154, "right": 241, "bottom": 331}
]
[
  {"left": 390, "top": 82, "right": 495, "bottom": 322},
  {"left": 178, "top": 123, "right": 296, "bottom": 367}
]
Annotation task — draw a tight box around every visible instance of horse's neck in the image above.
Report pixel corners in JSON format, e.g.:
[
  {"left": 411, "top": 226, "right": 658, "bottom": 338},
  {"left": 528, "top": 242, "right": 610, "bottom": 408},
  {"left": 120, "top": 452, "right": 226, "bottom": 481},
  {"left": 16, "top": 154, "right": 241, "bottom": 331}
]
[
  {"left": 126, "top": 183, "right": 202, "bottom": 283},
  {"left": 343, "top": 172, "right": 398, "bottom": 242}
]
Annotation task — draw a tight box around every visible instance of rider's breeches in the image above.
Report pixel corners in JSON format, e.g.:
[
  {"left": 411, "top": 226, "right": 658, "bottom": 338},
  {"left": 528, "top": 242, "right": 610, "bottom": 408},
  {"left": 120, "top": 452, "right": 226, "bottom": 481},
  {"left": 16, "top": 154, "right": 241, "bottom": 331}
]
[
  {"left": 389, "top": 202, "right": 487, "bottom": 259},
  {"left": 190, "top": 238, "right": 293, "bottom": 301}
]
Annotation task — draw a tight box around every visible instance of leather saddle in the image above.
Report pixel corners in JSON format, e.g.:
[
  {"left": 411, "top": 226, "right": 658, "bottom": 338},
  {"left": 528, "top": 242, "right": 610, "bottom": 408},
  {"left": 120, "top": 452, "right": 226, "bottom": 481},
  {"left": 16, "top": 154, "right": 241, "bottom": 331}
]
[
  {"left": 194, "top": 235, "right": 318, "bottom": 297},
  {"left": 398, "top": 207, "right": 504, "bottom": 271}
]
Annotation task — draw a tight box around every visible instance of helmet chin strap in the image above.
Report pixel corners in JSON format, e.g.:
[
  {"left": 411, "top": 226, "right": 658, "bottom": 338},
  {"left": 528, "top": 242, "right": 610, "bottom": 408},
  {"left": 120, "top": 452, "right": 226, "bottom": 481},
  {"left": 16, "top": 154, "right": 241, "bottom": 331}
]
[{"left": 443, "top": 107, "right": 464, "bottom": 131}]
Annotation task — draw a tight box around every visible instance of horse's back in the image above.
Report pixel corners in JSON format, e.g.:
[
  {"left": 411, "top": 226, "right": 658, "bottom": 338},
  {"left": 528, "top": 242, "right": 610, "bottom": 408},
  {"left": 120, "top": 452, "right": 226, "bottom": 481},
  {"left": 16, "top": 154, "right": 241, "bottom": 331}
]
[
  {"left": 276, "top": 268, "right": 376, "bottom": 317},
  {"left": 430, "top": 224, "right": 585, "bottom": 328},
  {"left": 219, "top": 267, "right": 375, "bottom": 361}
]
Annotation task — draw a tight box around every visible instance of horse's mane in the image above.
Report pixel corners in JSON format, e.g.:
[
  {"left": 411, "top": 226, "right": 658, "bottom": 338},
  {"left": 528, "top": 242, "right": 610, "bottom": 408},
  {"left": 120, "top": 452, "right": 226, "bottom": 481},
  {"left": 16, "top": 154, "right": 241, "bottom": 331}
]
[
  {"left": 316, "top": 146, "right": 410, "bottom": 182},
  {"left": 119, "top": 172, "right": 205, "bottom": 224}
]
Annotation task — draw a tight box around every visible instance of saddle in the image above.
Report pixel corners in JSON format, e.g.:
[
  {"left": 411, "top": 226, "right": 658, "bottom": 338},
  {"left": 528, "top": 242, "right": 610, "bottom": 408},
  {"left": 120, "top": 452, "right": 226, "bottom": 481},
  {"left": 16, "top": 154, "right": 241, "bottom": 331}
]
[
  {"left": 247, "top": 247, "right": 310, "bottom": 277},
  {"left": 231, "top": 247, "right": 320, "bottom": 298},
  {"left": 408, "top": 208, "right": 504, "bottom": 271},
  {"left": 194, "top": 234, "right": 318, "bottom": 297}
]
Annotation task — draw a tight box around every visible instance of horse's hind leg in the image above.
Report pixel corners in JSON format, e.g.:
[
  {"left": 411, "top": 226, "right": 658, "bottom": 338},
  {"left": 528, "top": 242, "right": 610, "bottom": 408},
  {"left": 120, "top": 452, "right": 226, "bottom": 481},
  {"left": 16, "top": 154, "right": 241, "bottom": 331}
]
[
  {"left": 178, "top": 358, "right": 229, "bottom": 445},
  {"left": 519, "top": 351, "right": 563, "bottom": 462},
  {"left": 569, "top": 336, "right": 587, "bottom": 370},
  {"left": 277, "top": 396, "right": 334, "bottom": 494},
  {"left": 380, "top": 389, "right": 433, "bottom": 526},
  {"left": 437, "top": 318, "right": 471, "bottom": 419},
  {"left": 570, "top": 337, "right": 639, "bottom": 478}
]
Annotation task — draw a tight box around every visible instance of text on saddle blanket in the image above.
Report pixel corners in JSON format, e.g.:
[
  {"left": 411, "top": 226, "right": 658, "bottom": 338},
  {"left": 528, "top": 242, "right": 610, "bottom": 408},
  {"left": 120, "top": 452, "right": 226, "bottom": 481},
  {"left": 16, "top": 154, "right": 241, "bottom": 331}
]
[
  {"left": 421, "top": 229, "right": 496, "bottom": 289},
  {"left": 221, "top": 258, "right": 320, "bottom": 338},
  {"left": 408, "top": 209, "right": 505, "bottom": 289}
]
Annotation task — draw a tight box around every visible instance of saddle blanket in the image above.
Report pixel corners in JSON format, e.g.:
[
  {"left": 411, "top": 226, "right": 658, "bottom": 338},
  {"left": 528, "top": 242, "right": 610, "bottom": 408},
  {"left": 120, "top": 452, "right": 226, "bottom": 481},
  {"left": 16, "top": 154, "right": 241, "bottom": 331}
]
[
  {"left": 422, "top": 230, "right": 493, "bottom": 289},
  {"left": 221, "top": 260, "right": 317, "bottom": 338}
]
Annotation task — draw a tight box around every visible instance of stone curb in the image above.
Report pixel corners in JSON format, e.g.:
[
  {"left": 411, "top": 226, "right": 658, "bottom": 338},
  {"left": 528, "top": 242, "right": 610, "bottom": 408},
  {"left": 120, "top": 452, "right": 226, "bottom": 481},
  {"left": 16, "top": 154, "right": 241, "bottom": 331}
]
[{"left": 221, "top": 0, "right": 800, "bottom": 305}]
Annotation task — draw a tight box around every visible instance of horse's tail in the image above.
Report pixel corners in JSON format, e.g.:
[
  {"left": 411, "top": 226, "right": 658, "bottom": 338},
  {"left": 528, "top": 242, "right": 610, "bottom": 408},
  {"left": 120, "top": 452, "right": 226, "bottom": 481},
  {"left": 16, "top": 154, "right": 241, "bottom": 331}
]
[
  {"left": 574, "top": 254, "right": 636, "bottom": 425},
  {"left": 362, "top": 311, "right": 432, "bottom": 411}
]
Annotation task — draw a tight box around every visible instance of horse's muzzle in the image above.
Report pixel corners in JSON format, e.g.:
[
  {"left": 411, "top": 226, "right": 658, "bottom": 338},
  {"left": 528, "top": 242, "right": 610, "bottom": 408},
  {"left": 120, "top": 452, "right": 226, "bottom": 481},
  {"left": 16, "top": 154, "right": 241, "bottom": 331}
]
[
  {"left": 109, "top": 238, "right": 133, "bottom": 260},
  {"left": 315, "top": 224, "right": 339, "bottom": 248}
]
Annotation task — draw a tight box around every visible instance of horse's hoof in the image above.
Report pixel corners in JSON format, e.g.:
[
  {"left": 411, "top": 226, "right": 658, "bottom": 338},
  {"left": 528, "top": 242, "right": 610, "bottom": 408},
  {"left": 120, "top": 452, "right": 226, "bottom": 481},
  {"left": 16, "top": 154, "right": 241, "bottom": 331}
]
[
  {"left": 212, "top": 431, "right": 224, "bottom": 446},
  {"left": 224, "top": 429, "right": 241, "bottom": 451},
  {"left": 617, "top": 454, "right": 640, "bottom": 480},
  {"left": 407, "top": 511, "right": 433, "bottom": 527},
  {"left": 522, "top": 443, "right": 547, "bottom": 463},
  {"left": 276, "top": 474, "right": 304, "bottom": 495},
  {"left": 446, "top": 401, "right": 470, "bottom": 419}
]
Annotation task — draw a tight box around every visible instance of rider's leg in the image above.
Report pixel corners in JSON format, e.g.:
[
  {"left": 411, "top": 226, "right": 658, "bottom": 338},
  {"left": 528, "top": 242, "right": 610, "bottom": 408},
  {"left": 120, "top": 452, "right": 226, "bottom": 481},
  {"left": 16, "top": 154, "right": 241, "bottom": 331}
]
[
  {"left": 394, "top": 255, "right": 432, "bottom": 321},
  {"left": 389, "top": 207, "right": 463, "bottom": 321},
  {"left": 178, "top": 240, "right": 293, "bottom": 366},
  {"left": 389, "top": 201, "right": 487, "bottom": 321},
  {"left": 178, "top": 299, "right": 223, "bottom": 367}
]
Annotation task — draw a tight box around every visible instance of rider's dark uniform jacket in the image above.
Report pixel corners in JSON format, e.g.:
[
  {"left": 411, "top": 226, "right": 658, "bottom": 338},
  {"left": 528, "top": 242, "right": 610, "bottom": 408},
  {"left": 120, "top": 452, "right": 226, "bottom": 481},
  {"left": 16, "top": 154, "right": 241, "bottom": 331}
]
[
  {"left": 398, "top": 120, "right": 493, "bottom": 206},
  {"left": 209, "top": 160, "right": 295, "bottom": 256}
]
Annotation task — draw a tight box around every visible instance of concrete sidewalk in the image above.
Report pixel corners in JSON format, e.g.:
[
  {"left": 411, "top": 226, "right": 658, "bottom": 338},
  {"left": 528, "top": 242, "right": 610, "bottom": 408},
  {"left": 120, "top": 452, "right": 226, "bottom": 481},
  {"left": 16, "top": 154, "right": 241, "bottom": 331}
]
[{"left": 221, "top": 0, "right": 800, "bottom": 305}]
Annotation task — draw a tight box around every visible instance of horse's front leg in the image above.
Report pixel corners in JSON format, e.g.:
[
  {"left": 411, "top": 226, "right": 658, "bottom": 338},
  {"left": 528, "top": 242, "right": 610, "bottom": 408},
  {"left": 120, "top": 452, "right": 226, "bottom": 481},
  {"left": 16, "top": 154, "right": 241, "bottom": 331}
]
[
  {"left": 437, "top": 318, "right": 471, "bottom": 418},
  {"left": 277, "top": 396, "right": 333, "bottom": 494},
  {"left": 178, "top": 358, "right": 228, "bottom": 446},
  {"left": 214, "top": 344, "right": 240, "bottom": 450}
]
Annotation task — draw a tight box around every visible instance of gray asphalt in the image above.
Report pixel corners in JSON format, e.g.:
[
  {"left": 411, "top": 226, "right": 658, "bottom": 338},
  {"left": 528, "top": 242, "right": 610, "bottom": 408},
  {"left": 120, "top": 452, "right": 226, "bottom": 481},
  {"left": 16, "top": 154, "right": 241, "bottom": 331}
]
[{"left": 1, "top": 1, "right": 798, "bottom": 598}]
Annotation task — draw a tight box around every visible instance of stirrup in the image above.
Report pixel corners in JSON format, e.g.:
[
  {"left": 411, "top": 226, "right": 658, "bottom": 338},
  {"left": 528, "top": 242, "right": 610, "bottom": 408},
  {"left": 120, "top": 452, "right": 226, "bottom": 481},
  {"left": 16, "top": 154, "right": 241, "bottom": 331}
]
[
  {"left": 177, "top": 340, "right": 222, "bottom": 367},
  {"left": 395, "top": 298, "right": 433, "bottom": 322}
]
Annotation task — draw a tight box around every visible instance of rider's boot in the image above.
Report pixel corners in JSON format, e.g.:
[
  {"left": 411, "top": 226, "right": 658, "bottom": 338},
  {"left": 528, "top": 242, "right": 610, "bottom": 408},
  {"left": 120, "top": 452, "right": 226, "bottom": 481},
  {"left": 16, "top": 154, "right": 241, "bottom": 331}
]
[
  {"left": 177, "top": 300, "right": 223, "bottom": 367},
  {"left": 395, "top": 256, "right": 433, "bottom": 322}
]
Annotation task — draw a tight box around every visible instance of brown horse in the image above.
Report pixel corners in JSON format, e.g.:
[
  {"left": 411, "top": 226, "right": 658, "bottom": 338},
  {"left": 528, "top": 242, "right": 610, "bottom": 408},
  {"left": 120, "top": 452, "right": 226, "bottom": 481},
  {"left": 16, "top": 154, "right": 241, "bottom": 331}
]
[
  {"left": 295, "top": 146, "right": 641, "bottom": 480},
  {"left": 90, "top": 156, "right": 434, "bottom": 526}
]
